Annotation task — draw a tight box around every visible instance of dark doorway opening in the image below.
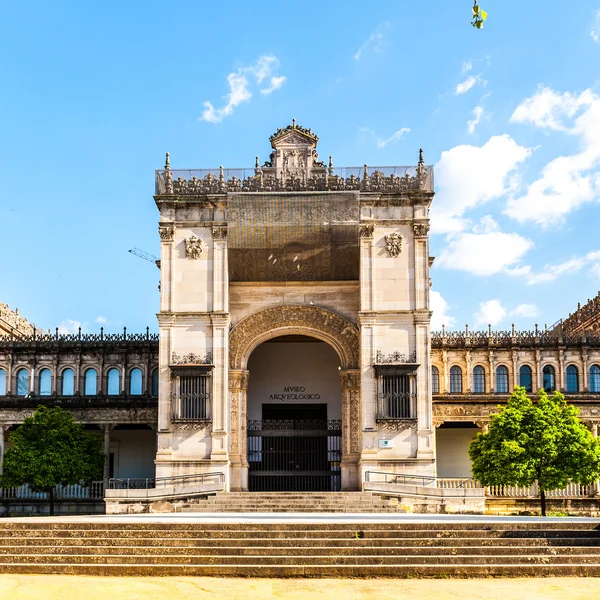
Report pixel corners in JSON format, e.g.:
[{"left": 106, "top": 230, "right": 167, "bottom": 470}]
[{"left": 262, "top": 403, "right": 327, "bottom": 422}]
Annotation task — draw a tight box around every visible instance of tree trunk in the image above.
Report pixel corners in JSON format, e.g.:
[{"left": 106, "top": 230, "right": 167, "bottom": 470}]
[
  {"left": 48, "top": 487, "right": 55, "bottom": 517},
  {"left": 540, "top": 489, "right": 547, "bottom": 517}
]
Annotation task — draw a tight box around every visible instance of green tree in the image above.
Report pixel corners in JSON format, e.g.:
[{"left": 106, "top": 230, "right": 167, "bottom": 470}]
[
  {"left": 469, "top": 387, "right": 600, "bottom": 516},
  {"left": 0, "top": 406, "right": 105, "bottom": 515}
]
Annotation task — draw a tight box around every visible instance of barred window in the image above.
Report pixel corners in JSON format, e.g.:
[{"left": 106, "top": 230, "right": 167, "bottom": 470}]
[
  {"left": 519, "top": 365, "right": 533, "bottom": 393},
  {"left": 175, "top": 373, "right": 211, "bottom": 420},
  {"left": 431, "top": 366, "right": 439, "bottom": 394},
  {"left": 473, "top": 366, "right": 485, "bottom": 393},
  {"left": 449, "top": 366, "right": 462, "bottom": 393},
  {"left": 566, "top": 365, "right": 579, "bottom": 393},
  {"left": 496, "top": 365, "right": 509, "bottom": 393},
  {"left": 590, "top": 365, "right": 600, "bottom": 393},
  {"left": 377, "top": 373, "right": 416, "bottom": 419},
  {"left": 543, "top": 365, "right": 556, "bottom": 393}
]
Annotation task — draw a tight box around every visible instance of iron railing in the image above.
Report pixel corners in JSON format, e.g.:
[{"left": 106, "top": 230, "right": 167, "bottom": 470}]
[
  {"left": 364, "top": 471, "right": 477, "bottom": 488},
  {"left": 0, "top": 481, "right": 104, "bottom": 500},
  {"left": 108, "top": 472, "right": 225, "bottom": 490}
]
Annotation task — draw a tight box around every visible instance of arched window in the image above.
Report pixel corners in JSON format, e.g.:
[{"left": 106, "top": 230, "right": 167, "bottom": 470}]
[
  {"left": 0, "top": 369, "right": 6, "bottom": 395},
  {"left": 519, "top": 365, "right": 533, "bottom": 393},
  {"left": 129, "top": 368, "right": 143, "bottom": 395},
  {"left": 566, "top": 365, "right": 579, "bottom": 393},
  {"left": 16, "top": 368, "right": 29, "bottom": 397},
  {"left": 473, "top": 366, "right": 486, "bottom": 393},
  {"left": 61, "top": 368, "right": 75, "bottom": 395},
  {"left": 39, "top": 369, "right": 52, "bottom": 396},
  {"left": 107, "top": 368, "right": 120, "bottom": 395},
  {"left": 151, "top": 369, "right": 159, "bottom": 398},
  {"left": 431, "top": 366, "right": 440, "bottom": 394},
  {"left": 496, "top": 365, "right": 509, "bottom": 393},
  {"left": 543, "top": 365, "right": 556, "bottom": 393},
  {"left": 449, "top": 366, "right": 462, "bottom": 393},
  {"left": 590, "top": 365, "right": 600, "bottom": 393},
  {"left": 84, "top": 369, "right": 97, "bottom": 395}
]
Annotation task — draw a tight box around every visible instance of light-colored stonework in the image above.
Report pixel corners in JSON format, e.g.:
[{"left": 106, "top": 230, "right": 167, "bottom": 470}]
[{"left": 154, "top": 123, "right": 435, "bottom": 489}]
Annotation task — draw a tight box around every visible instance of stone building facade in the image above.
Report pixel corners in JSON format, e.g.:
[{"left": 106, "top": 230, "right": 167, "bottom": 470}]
[{"left": 2, "top": 124, "right": 600, "bottom": 495}]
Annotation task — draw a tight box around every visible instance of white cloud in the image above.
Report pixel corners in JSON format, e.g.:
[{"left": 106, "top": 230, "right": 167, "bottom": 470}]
[
  {"left": 430, "top": 291, "right": 456, "bottom": 330},
  {"left": 377, "top": 127, "right": 410, "bottom": 149},
  {"left": 522, "top": 250, "right": 600, "bottom": 284},
  {"left": 58, "top": 319, "right": 83, "bottom": 334},
  {"left": 200, "top": 55, "right": 286, "bottom": 123},
  {"left": 461, "top": 61, "right": 473, "bottom": 74},
  {"left": 431, "top": 135, "right": 532, "bottom": 234},
  {"left": 260, "top": 75, "right": 287, "bottom": 95},
  {"left": 456, "top": 76, "right": 477, "bottom": 95},
  {"left": 467, "top": 106, "right": 484, "bottom": 134},
  {"left": 506, "top": 86, "right": 600, "bottom": 226},
  {"left": 511, "top": 304, "right": 540, "bottom": 318},
  {"left": 436, "top": 225, "right": 534, "bottom": 277},
  {"left": 474, "top": 300, "right": 507, "bottom": 327},
  {"left": 95, "top": 316, "right": 108, "bottom": 324},
  {"left": 354, "top": 22, "right": 389, "bottom": 60},
  {"left": 591, "top": 10, "right": 600, "bottom": 44}
]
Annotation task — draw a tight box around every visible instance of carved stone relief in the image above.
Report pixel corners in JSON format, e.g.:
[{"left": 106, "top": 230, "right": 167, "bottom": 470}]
[
  {"left": 184, "top": 235, "right": 203, "bottom": 259},
  {"left": 384, "top": 233, "right": 403, "bottom": 257},
  {"left": 377, "top": 419, "right": 417, "bottom": 432},
  {"left": 359, "top": 223, "right": 375, "bottom": 238},
  {"left": 212, "top": 226, "right": 228, "bottom": 239},
  {"left": 413, "top": 223, "right": 430, "bottom": 238},
  {"left": 172, "top": 421, "right": 211, "bottom": 432},
  {"left": 159, "top": 225, "right": 174, "bottom": 242}
]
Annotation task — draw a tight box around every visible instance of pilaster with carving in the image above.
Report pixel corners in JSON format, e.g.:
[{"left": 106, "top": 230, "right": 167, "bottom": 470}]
[
  {"left": 228, "top": 369, "right": 249, "bottom": 491},
  {"left": 339, "top": 369, "right": 361, "bottom": 490}
]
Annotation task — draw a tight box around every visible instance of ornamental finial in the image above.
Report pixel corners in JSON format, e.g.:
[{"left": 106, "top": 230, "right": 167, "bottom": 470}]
[
  {"left": 165, "top": 152, "right": 171, "bottom": 170},
  {"left": 292, "top": 118, "right": 296, "bottom": 128},
  {"left": 418, "top": 148, "right": 424, "bottom": 165},
  {"left": 255, "top": 156, "right": 259, "bottom": 168}
]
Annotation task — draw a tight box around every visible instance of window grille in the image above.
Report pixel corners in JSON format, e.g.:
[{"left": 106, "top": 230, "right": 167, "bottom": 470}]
[
  {"left": 543, "top": 365, "right": 556, "bottom": 393},
  {"left": 473, "top": 366, "right": 485, "bottom": 393},
  {"left": 496, "top": 365, "right": 509, "bottom": 393},
  {"left": 431, "top": 366, "right": 439, "bottom": 394},
  {"left": 174, "top": 372, "right": 211, "bottom": 420},
  {"left": 566, "top": 365, "right": 579, "bottom": 393},
  {"left": 449, "top": 366, "right": 462, "bottom": 393},
  {"left": 377, "top": 373, "right": 416, "bottom": 419}
]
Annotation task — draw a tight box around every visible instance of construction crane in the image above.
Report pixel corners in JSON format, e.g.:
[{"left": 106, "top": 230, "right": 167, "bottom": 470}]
[{"left": 128, "top": 248, "right": 160, "bottom": 269}]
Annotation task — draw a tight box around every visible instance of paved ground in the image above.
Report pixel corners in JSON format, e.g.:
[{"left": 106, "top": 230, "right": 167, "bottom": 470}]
[{"left": 1, "top": 576, "right": 600, "bottom": 600}]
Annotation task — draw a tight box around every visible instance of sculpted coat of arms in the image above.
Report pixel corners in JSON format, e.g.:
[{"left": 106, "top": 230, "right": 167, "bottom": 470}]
[
  {"left": 184, "top": 235, "right": 203, "bottom": 259},
  {"left": 282, "top": 150, "right": 306, "bottom": 178},
  {"left": 384, "top": 233, "right": 403, "bottom": 258}
]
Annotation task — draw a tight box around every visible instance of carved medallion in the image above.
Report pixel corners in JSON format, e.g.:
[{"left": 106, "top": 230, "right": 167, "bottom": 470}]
[
  {"left": 384, "top": 233, "right": 403, "bottom": 257},
  {"left": 184, "top": 235, "right": 203, "bottom": 259}
]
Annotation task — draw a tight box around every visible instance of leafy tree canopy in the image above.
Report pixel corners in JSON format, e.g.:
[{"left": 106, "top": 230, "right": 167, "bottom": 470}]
[
  {"left": 469, "top": 387, "right": 600, "bottom": 515},
  {"left": 0, "top": 406, "right": 105, "bottom": 514}
]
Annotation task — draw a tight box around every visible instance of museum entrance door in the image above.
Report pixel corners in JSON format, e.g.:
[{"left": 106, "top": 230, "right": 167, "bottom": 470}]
[{"left": 246, "top": 336, "right": 342, "bottom": 492}]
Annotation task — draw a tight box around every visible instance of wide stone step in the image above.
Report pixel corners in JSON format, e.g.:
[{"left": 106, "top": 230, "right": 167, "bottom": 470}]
[
  {"left": 1, "top": 544, "right": 599, "bottom": 556},
  {"left": 4, "top": 553, "right": 600, "bottom": 566},
  {"left": 1, "top": 563, "right": 599, "bottom": 577}
]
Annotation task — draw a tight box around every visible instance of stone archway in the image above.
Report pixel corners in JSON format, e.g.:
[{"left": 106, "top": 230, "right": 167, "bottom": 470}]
[{"left": 228, "top": 306, "right": 361, "bottom": 491}]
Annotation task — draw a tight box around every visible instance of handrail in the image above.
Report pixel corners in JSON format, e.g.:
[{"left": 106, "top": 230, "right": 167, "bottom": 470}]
[
  {"left": 108, "top": 472, "right": 224, "bottom": 490},
  {"left": 364, "top": 471, "right": 476, "bottom": 488}
]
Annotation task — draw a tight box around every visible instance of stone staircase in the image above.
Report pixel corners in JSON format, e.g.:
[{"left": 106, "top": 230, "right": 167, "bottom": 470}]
[
  {"left": 0, "top": 520, "right": 600, "bottom": 576},
  {"left": 181, "top": 492, "right": 404, "bottom": 513}
]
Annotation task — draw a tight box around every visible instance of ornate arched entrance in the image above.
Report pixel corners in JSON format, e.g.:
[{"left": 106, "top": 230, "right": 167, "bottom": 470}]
[{"left": 228, "top": 306, "right": 361, "bottom": 491}]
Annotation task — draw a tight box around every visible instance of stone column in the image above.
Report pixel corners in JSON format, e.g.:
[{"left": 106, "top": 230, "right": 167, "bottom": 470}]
[
  {"left": 592, "top": 422, "right": 600, "bottom": 496},
  {"left": 442, "top": 349, "right": 448, "bottom": 394},
  {"left": 415, "top": 312, "right": 434, "bottom": 460},
  {"left": 534, "top": 350, "right": 541, "bottom": 392},
  {"left": 582, "top": 351, "right": 589, "bottom": 392},
  {"left": 558, "top": 349, "right": 565, "bottom": 391},
  {"left": 359, "top": 224, "right": 374, "bottom": 311},
  {"left": 228, "top": 369, "right": 249, "bottom": 491},
  {"left": 511, "top": 350, "right": 518, "bottom": 392},
  {"left": 340, "top": 369, "right": 361, "bottom": 490},
  {"left": 102, "top": 424, "right": 114, "bottom": 486},
  {"left": 210, "top": 314, "right": 230, "bottom": 462},
  {"left": 465, "top": 350, "right": 472, "bottom": 393},
  {"left": 0, "top": 425, "right": 5, "bottom": 475},
  {"left": 212, "top": 226, "right": 228, "bottom": 313}
]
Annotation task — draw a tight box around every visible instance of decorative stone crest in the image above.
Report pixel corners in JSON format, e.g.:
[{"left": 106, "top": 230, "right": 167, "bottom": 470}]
[
  {"left": 377, "top": 419, "right": 418, "bottom": 432},
  {"left": 158, "top": 225, "right": 174, "bottom": 242},
  {"left": 184, "top": 235, "right": 203, "bottom": 259},
  {"left": 212, "top": 226, "right": 228, "bottom": 239},
  {"left": 171, "top": 352, "right": 213, "bottom": 365},
  {"left": 413, "top": 223, "right": 430, "bottom": 238},
  {"left": 282, "top": 149, "right": 306, "bottom": 178},
  {"left": 359, "top": 223, "right": 375, "bottom": 238},
  {"left": 384, "top": 233, "right": 403, "bottom": 258},
  {"left": 172, "top": 421, "right": 211, "bottom": 432}
]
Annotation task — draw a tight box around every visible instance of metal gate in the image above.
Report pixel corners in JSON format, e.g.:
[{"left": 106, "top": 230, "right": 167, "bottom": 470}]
[{"left": 247, "top": 419, "right": 342, "bottom": 491}]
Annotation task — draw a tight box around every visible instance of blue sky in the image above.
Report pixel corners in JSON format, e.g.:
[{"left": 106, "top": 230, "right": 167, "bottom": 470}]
[{"left": 1, "top": 1, "right": 599, "bottom": 334}]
